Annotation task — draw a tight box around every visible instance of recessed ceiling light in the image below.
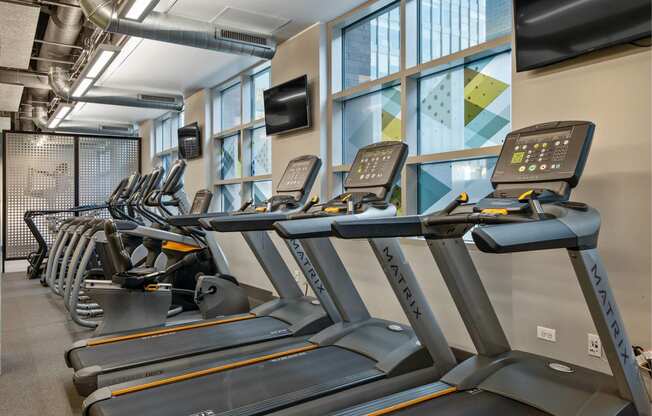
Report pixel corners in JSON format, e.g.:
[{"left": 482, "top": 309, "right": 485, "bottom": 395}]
[
  {"left": 85, "top": 50, "right": 116, "bottom": 78},
  {"left": 72, "top": 78, "right": 94, "bottom": 98},
  {"left": 125, "top": 0, "right": 156, "bottom": 20}
]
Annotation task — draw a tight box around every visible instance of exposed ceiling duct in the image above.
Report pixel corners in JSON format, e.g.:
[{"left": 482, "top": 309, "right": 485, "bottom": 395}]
[
  {"left": 32, "top": 105, "right": 136, "bottom": 136},
  {"left": 49, "top": 67, "right": 184, "bottom": 111},
  {"left": 0, "top": 69, "right": 50, "bottom": 91},
  {"left": 31, "top": 2, "right": 84, "bottom": 102},
  {"left": 80, "top": 0, "right": 277, "bottom": 60}
]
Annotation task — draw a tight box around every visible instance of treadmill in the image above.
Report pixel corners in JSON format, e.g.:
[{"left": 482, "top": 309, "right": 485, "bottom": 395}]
[
  {"left": 80, "top": 141, "right": 456, "bottom": 416},
  {"left": 66, "top": 155, "right": 337, "bottom": 396},
  {"left": 307, "top": 121, "right": 649, "bottom": 416}
]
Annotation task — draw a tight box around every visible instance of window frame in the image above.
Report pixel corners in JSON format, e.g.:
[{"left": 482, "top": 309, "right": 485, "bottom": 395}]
[
  {"left": 328, "top": 0, "right": 513, "bottom": 223},
  {"left": 211, "top": 62, "right": 273, "bottom": 212},
  {"left": 153, "top": 111, "right": 183, "bottom": 168}
]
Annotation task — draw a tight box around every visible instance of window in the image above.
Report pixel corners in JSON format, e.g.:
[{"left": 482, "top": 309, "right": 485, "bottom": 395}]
[
  {"left": 153, "top": 111, "right": 182, "bottom": 172},
  {"left": 418, "top": 51, "right": 511, "bottom": 155},
  {"left": 221, "top": 83, "right": 241, "bottom": 131},
  {"left": 251, "top": 180, "right": 272, "bottom": 204},
  {"left": 154, "top": 112, "right": 181, "bottom": 154},
  {"left": 252, "top": 69, "right": 271, "bottom": 120},
  {"left": 219, "top": 134, "right": 240, "bottom": 180},
  {"left": 343, "top": 2, "right": 401, "bottom": 89},
  {"left": 330, "top": 0, "right": 512, "bottom": 226},
  {"left": 342, "top": 85, "right": 402, "bottom": 164},
  {"left": 212, "top": 64, "right": 272, "bottom": 212},
  {"left": 220, "top": 183, "right": 242, "bottom": 212},
  {"left": 250, "top": 127, "right": 271, "bottom": 176},
  {"left": 419, "top": 0, "right": 512, "bottom": 63},
  {"left": 418, "top": 157, "right": 496, "bottom": 214}
]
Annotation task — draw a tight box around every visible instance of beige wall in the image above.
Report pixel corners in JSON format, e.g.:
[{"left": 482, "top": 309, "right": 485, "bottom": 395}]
[
  {"left": 140, "top": 25, "right": 652, "bottom": 373},
  {"left": 181, "top": 89, "right": 209, "bottom": 199},
  {"left": 139, "top": 119, "right": 154, "bottom": 173}
]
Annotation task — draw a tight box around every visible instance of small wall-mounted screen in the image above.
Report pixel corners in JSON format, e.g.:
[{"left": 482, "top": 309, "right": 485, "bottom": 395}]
[
  {"left": 177, "top": 122, "right": 202, "bottom": 160},
  {"left": 263, "top": 75, "right": 310, "bottom": 135},
  {"left": 514, "top": 0, "right": 651, "bottom": 72}
]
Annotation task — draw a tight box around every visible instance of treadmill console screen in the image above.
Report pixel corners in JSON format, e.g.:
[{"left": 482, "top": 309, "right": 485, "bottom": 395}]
[
  {"left": 345, "top": 141, "right": 407, "bottom": 189},
  {"left": 492, "top": 121, "right": 594, "bottom": 187},
  {"left": 276, "top": 155, "right": 320, "bottom": 193},
  {"left": 190, "top": 190, "right": 213, "bottom": 214}
]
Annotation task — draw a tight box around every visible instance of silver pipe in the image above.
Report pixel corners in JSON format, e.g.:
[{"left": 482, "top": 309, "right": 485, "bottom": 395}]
[
  {"left": 80, "top": 0, "right": 276, "bottom": 59},
  {"left": 49, "top": 67, "right": 184, "bottom": 111},
  {"left": 32, "top": 105, "right": 137, "bottom": 136},
  {"left": 0, "top": 69, "right": 51, "bottom": 90}
]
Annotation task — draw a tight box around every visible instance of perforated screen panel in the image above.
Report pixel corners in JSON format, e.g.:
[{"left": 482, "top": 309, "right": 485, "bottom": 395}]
[
  {"left": 78, "top": 137, "right": 139, "bottom": 211},
  {"left": 3, "top": 132, "right": 140, "bottom": 260},
  {"left": 4, "top": 133, "right": 76, "bottom": 259}
]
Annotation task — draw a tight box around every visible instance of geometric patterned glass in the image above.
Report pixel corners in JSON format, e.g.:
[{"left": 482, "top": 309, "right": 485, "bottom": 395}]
[
  {"left": 343, "top": 2, "right": 400, "bottom": 89},
  {"left": 252, "top": 69, "right": 271, "bottom": 120},
  {"left": 220, "top": 183, "right": 241, "bottom": 212},
  {"left": 418, "top": 156, "right": 496, "bottom": 214},
  {"left": 420, "top": 0, "right": 512, "bottom": 63},
  {"left": 252, "top": 180, "right": 272, "bottom": 204},
  {"left": 250, "top": 127, "right": 271, "bottom": 176},
  {"left": 220, "top": 134, "right": 240, "bottom": 180},
  {"left": 343, "top": 85, "right": 402, "bottom": 164},
  {"left": 221, "top": 83, "right": 241, "bottom": 132},
  {"left": 418, "top": 51, "right": 511, "bottom": 155}
]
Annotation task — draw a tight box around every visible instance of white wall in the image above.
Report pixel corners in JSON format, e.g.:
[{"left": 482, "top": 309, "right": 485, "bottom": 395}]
[{"left": 140, "top": 25, "right": 652, "bottom": 374}]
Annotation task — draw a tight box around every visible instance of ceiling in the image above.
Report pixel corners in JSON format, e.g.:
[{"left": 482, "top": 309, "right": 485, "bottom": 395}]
[
  {"left": 71, "top": 0, "right": 368, "bottom": 125},
  {"left": 0, "top": 3, "right": 40, "bottom": 69},
  {"left": 0, "top": 84, "right": 24, "bottom": 112}
]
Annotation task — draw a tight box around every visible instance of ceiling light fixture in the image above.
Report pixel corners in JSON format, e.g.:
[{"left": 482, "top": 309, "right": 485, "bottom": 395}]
[
  {"left": 47, "top": 104, "right": 73, "bottom": 130},
  {"left": 85, "top": 50, "right": 116, "bottom": 78},
  {"left": 72, "top": 78, "right": 93, "bottom": 98},
  {"left": 125, "top": 0, "right": 157, "bottom": 20}
]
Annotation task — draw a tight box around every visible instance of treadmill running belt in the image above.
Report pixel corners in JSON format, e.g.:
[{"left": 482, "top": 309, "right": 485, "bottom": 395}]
[
  {"left": 381, "top": 389, "right": 550, "bottom": 415},
  {"left": 89, "top": 346, "right": 383, "bottom": 416},
  {"left": 71, "top": 317, "right": 291, "bottom": 370}
]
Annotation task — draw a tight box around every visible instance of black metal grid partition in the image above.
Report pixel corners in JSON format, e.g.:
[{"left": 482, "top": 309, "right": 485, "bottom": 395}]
[{"left": 2, "top": 131, "right": 140, "bottom": 261}]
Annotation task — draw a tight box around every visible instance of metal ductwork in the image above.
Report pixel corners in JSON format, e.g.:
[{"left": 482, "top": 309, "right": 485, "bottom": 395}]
[
  {"left": 32, "top": 105, "right": 136, "bottom": 136},
  {"left": 0, "top": 69, "right": 51, "bottom": 91},
  {"left": 31, "top": 2, "right": 84, "bottom": 102},
  {"left": 80, "top": 0, "right": 277, "bottom": 59},
  {"left": 49, "top": 67, "right": 184, "bottom": 111}
]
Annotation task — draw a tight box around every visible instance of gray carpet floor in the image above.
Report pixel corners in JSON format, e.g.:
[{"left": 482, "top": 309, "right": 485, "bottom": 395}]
[{"left": 1, "top": 272, "right": 89, "bottom": 416}]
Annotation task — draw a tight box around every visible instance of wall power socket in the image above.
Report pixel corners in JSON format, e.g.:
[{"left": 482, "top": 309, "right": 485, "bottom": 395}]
[
  {"left": 588, "top": 333, "right": 602, "bottom": 357},
  {"left": 537, "top": 326, "right": 556, "bottom": 343}
]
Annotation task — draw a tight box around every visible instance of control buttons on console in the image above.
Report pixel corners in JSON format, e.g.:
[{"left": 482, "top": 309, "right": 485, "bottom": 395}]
[
  {"left": 540, "top": 164, "right": 547, "bottom": 170},
  {"left": 528, "top": 165, "right": 537, "bottom": 172},
  {"left": 518, "top": 166, "right": 526, "bottom": 173}
]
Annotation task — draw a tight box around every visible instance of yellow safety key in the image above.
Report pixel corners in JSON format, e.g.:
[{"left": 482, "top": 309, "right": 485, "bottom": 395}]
[
  {"left": 458, "top": 192, "right": 469, "bottom": 203},
  {"left": 145, "top": 284, "right": 159, "bottom": 292},
  {"left": 255, "top": 206, "right": 267, "bottom": 212}
]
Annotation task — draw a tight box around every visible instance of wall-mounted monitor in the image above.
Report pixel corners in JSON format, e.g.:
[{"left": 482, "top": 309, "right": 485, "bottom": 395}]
[
  {"left": 514, "top": 0, "right": 651, "bottom": 72},
  {"left": 177, "top": 122, "right": 202, "bottom": 160},
  {"left": 263, "top": 75, "right": 310, "bottom": 135}
]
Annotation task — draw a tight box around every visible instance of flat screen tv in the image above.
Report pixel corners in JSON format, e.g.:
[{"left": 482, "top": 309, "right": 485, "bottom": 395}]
[
  {"left": 514, "top": 0, "right": 651, "bottom": 72},
  {"left": 177, "top": 122, "right": 202, "bottom": 160},
  {"left": 263, "top": 75, "right": 310, "bottom": 135}
]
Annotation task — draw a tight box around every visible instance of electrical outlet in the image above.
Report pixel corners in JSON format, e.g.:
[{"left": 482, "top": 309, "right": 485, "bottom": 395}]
[
  {"left": 588, "top": 333, "right": 602, "bottom": 357},
  {"left": 537, "top": 326, "right": 556, "bottom": 343}
]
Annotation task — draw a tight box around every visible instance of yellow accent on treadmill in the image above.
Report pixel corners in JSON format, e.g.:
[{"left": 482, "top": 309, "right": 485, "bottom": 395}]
[
  {"left": 518, "top": 190, "right": 534, "bottom": 201},
  {"left": 86, "top": 314, "right": 257, "bottom": 347},
  {"left": 325, "top": 207, "right": 343, "bottom": 214},
  {"left": 111, "top": 343, "right": 319, "bottom": 397},
  {"left": 162, "top": 241, "right": 201, "bottom": 253},
  {"left": 364, "top": 386, "right": 458, "bottom": 415},
  {"left": 481, "top": 208, "right": 508, "bottom": 215}
]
